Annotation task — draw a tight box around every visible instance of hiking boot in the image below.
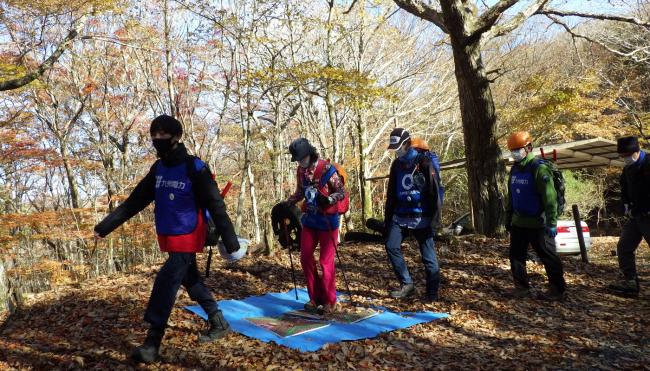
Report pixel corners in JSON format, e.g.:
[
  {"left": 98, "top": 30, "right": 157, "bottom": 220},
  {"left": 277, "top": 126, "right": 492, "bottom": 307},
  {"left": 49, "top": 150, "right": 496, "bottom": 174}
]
[
  {"left": 131, "top": 328, "right": 164, "bottom": 364},
  {"left": 422, "top": 293, "right": 439, "bottom": 303},
  {"left": 320, "top": 302, "right": 340, "bottom": 315},
  {"left": 536, "top": 287, "right": 566, "bottom": 302},
  {"left": 198, "top": 310, "right": 231, "bottom": 343},
  {"left": 390, "top": 283, "right": 415, "bottom": 299},
  {"left": 608, "top": 278, "right": 640, "bottom": 296},
  {"left": 507, "top": 286, "right": 530, "bottom": 299},
  {"left": 303, "top": 301, "right": 321, "bottom": 314}
]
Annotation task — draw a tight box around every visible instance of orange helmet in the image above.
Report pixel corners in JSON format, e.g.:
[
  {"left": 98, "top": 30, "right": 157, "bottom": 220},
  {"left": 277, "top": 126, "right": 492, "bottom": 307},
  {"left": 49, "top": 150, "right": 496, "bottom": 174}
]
[
  {"left": 507, "top": 131, "right": 532, "bottom": 150},
  {"left": 411, "top": 137, "right": 430, "bottom": 151}
]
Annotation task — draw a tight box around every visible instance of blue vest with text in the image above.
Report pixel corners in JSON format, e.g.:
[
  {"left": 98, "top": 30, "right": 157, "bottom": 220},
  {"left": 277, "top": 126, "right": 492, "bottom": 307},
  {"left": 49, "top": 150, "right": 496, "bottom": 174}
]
[
  {"left": 154, "top": 160, "right": 202, "bottom": 235},
  {"left": 395, "top": 155, "right": 432, "bottom": 217},
  {"left": 510, "top": 163, "right": 542, "bottom": 216}
]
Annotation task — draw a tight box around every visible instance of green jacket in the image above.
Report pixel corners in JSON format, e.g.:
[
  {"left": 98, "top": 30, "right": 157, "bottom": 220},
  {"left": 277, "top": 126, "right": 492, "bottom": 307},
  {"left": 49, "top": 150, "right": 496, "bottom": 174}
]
[{"left": 506, "top": 153, "right": 558, "bottom": 229}]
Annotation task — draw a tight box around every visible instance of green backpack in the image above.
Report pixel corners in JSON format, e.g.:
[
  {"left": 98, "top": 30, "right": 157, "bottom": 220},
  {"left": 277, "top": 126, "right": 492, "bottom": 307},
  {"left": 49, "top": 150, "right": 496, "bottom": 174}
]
[{"left": 529, "top": 158, "right": 566, "bottom": 216}]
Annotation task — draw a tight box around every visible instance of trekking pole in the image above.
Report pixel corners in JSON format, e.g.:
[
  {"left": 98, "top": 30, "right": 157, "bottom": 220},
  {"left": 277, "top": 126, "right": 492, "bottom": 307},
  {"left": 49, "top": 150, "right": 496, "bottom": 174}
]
[
  {"left": 282, "top": 220, "right": 299, "bottom": 300},
  {"left": 334, "top": 241, "right": 355, "bottom": 307}
]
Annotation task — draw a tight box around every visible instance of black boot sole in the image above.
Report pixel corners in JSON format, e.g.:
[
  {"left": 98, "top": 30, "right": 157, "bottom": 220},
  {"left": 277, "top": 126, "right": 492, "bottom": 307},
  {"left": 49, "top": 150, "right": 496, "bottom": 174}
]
[
  {"left": 390, "top": 291, "right": 415, "bottom": 299},
  {"left": 198, "top": 328, "right": 231, "bottom": 343},
  {"left": 607, "top": 288, "right": 640, "bottom": 298},
  {"left": 131, "top": 349, "right": 159, "bottom": 364}
]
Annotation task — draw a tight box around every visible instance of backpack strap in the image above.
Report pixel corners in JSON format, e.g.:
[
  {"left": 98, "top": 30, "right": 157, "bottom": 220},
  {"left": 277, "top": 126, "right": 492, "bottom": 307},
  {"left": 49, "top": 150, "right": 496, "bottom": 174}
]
[
  {"left": 319, "top": 164, "right": 338, "bottom": 189},
  {"left": 521, "top": 158, "right": 544, "bottom": 175},
  {"left": 185, "top": 155, "right": 197, "bottom": 180},
  {"left": 311, "top": 159, "right": 327, "bottom": 186},
  {"left": 185, "top": 155, "right": 209, "bottom": 180}
]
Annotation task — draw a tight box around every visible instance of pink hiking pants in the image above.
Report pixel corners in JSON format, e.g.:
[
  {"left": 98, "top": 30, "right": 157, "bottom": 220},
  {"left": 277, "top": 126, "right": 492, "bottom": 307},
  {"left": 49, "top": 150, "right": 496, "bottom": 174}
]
[{"left": 300, "top": 226, "right": 338, "bottom": 305}]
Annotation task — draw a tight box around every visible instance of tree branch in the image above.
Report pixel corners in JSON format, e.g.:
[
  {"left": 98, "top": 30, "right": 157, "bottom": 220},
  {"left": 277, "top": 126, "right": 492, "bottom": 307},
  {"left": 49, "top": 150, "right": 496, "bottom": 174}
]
[
  {"left": 472, "top": 0, "right": 519, "bottom": 37},
  {"left": 343, "top": 0, "right": 358, "bottom": 15},
  {"left": 537, "top": 8, "right": 650, "bottom": 29},
  {"left": 0, "top": 15, "right": 88, "bottom": 91},
  {"left": 545, "top": 15, "right": 650, "bottom": 62},
  {"left": 392, "top": 0, "right": 448, "bottom": 34},
  {"left": 478, "top": 0, "right": 549, "bottom": 42}
]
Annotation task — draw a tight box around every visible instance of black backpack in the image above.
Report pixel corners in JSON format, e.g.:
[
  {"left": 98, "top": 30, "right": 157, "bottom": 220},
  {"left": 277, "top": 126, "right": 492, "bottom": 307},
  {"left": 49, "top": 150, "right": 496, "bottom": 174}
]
[
  {"left": 271, "top": 202, "right": 302, "bottom": 251},
  {"left": 185, "top": 156, "right": 220, "bottom": 277}
]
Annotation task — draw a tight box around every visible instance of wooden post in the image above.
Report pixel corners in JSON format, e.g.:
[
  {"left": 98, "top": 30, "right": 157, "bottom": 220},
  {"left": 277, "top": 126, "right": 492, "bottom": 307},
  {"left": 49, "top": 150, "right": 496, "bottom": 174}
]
[{"left": 572, "top": 204, "right": 589, "bottom": 263}]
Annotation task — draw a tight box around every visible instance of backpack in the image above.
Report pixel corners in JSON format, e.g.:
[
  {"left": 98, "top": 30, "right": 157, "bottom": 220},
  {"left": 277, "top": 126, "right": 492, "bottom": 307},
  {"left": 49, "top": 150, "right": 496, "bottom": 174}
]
[
  {"left": 308, "top": 159, "right": 350, "bottom": 214},
  {"left": 416, "top": 150, "right": 445, "bottom": 206},
  {"left": 271, "top": 202, "right": 302, "bottom": 251},
  {"left": 514, "top": 158, "right": 566, "bottom": 216},
  {"left": 185, "top": 156, "right": 233, "bottom": 278},
  {"left": 185, "top": 156, "right": 220, "bottom": 246}
]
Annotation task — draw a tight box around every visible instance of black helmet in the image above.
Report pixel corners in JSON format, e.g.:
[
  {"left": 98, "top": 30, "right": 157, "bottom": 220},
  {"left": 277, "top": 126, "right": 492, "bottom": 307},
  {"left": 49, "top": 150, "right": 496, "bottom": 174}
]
[{"left": 289, "top": 138, "right": 315, "bottom": 162}]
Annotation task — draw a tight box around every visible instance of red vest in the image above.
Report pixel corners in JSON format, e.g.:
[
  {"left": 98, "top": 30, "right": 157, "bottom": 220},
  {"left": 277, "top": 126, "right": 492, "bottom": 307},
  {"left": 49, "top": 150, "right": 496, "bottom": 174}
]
[{"left": 157, "top": 210, "right": 207, "bottom": 253}]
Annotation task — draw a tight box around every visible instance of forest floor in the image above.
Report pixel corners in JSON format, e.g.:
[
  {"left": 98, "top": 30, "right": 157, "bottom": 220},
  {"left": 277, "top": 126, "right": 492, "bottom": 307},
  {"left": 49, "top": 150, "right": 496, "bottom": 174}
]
[{"left": 0, "top": 236, "right": 648, "bottom": 370}]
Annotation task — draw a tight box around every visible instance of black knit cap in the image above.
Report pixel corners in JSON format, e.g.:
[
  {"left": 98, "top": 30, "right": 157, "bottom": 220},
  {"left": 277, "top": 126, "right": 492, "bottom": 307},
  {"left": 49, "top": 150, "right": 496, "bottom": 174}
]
[
  {"left": 150, "top": 114, "right": 183, "bottom": 137},
  {"left": 617, "top": 136, "right": 640, "bottom": 154}
]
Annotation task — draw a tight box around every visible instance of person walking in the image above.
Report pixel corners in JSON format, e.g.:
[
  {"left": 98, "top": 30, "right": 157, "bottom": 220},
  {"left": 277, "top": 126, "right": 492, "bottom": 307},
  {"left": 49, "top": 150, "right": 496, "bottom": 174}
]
[
  {"left": 505, "top": 131, "right": 566, "bottom": 301},
  {"left": 383, "top": 128, "right": 442, "bottom": 303},
  {"left": 94, "top": 115, "right": 242, "bottom": 363},
  {"left": 609, "top": 136, "right": 650, "bottom": 296}
]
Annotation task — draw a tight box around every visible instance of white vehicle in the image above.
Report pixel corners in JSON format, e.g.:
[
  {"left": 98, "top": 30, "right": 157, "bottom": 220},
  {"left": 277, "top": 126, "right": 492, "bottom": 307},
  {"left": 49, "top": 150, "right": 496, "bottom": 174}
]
[{"left": 554, "top": 220, "right": 591, "bottom": 255}]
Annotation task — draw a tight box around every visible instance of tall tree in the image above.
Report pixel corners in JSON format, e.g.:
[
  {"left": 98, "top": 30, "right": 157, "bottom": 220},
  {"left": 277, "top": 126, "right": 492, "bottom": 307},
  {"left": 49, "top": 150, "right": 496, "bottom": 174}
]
[{"left": 393, "top": 0, "right": 650, "bottom": 236}]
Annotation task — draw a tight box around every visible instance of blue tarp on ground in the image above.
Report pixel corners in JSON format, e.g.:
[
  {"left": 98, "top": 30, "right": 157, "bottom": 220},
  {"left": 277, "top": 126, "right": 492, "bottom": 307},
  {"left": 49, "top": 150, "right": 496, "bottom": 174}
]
[{"left": 185, "top": 288, "right": 449, "bottom": 352}]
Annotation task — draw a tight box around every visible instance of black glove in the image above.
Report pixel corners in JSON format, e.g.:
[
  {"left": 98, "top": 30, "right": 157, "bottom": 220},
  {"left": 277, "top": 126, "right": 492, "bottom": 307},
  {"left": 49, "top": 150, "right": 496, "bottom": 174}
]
[
  {"left": 225, "top": 243, "right": 239, "bottom": 254},
  {"left": 382, "top": 217, "right": 392, "bottom": 239},
  {"left": 316, "top": 193, "right": 331, "bottom": 208},
  {"left": 223, "top": 236, "right": 241, "bottom": 254}
]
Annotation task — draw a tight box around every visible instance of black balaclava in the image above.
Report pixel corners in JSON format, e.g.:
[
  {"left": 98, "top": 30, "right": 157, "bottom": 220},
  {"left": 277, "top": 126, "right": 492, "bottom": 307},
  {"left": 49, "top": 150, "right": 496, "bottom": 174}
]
[{"left": 150, "top": 115, "right": 183, "bottom": 157}]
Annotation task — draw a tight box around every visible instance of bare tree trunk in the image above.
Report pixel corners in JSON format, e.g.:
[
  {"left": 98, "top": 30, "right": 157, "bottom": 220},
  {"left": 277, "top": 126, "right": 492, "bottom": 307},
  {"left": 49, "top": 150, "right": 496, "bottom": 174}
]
[
  {"left": 262, "top": 211, "right": 275, "bottom": 256},
  {"left": 356, "top": 111, "right": 373, "bottom": 222},
  {"left": 271, "top": 106, "right": 284, "bottom": 201},
  {"left": 325, "top": 94, "right": 338, "bottom": 162},
  {"left": 61, "top": 154, "right": 81, "bottom": 209},
  {"left": 247, "top": 150, "right": 261, "bottom": 243},
  {"left": 440, "top": 2, "right": 506, "bottom": 236},
  {"left": 0, "top": 259, "right": 12, "bottom": 313},
  {"left": 235, "top": 158, "right": 248, "bottom": 235},
  {"left": 163, "top": 0, "right": 176, "bottom": 116},
  {"left": 354, "top": 6, "right": 372, "bottom": 222},
  {"left": 243, "top": 113, "right": 261, "bottom": 242}
]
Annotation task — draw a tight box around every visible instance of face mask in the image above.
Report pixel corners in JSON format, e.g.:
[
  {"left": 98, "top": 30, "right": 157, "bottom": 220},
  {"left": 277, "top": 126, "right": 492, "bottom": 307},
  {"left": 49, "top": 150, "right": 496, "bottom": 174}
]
[
  {"left": 511, "top": 148, "right": 527, "bottom": 162},
  {"left": 152, "top": 138, "right": 176, "bottom": 157},
  {"left": 623, "top": 156, "right": 637, "bottom": 166},
  {"left": 396, "top": 145, "right": 408, "bottom": 158},
  {"left": 298, "top": 157, "right": 311, "bottom": 169}
]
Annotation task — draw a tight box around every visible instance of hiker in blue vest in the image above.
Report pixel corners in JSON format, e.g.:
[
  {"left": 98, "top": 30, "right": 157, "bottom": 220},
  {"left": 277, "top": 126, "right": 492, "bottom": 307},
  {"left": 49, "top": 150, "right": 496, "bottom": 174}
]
[
  {"left": 93, "top": 115, "right": 242, "bottom": 364},
  {"left": 505, "top": 131, "right": 566, "bottom": 301},
  {"left": 608, "top": 136, "right": 650, "bottom": 296},
  {"left": 383, "top": 128, "right": 442, "bottom": 303}
]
